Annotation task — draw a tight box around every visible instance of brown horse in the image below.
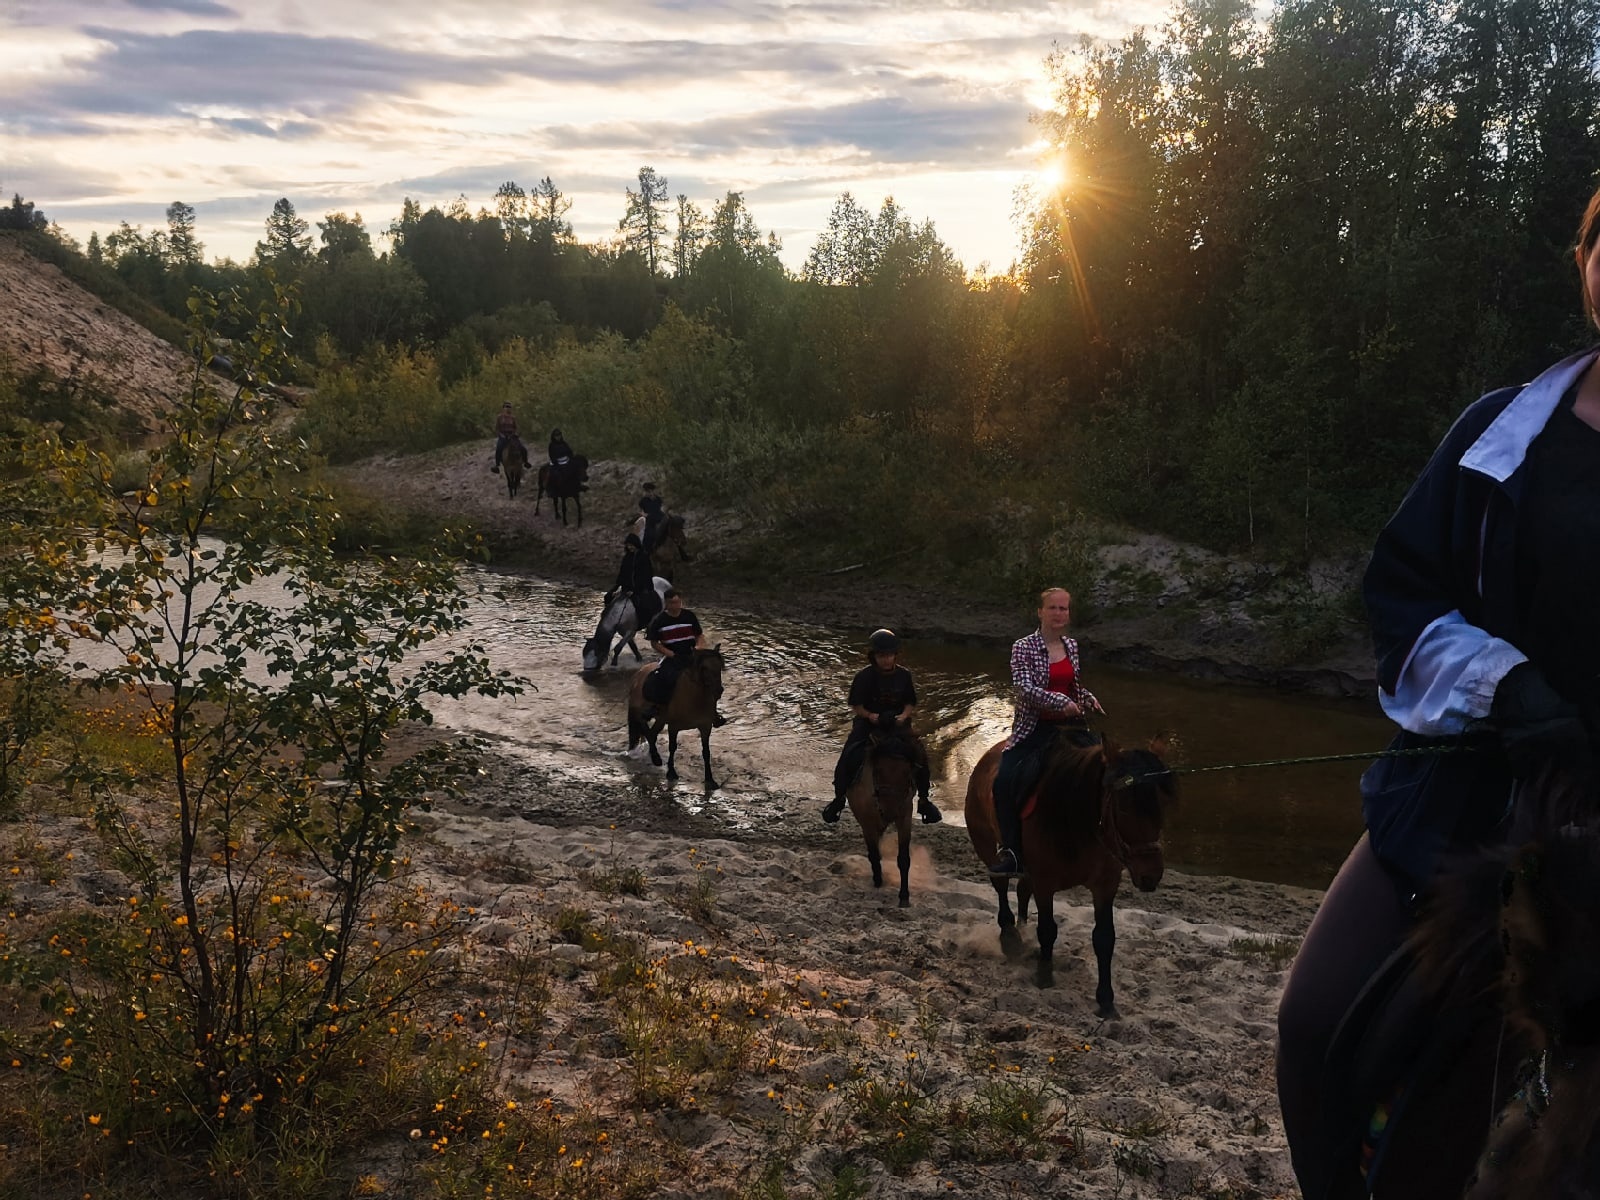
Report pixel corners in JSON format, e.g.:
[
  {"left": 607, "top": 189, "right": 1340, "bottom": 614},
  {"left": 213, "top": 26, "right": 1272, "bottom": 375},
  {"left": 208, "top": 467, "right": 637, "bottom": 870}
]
[
  {"left": 626, "top": 646, "right": 724, "bottom": 790},
  {"left": 535, "top": 454, "right": 589, "bottom": 525},
  {"left": 964, "top": 734, "right": 1177, "bottom": 1014},
  {"left": 1318, "top": 773, "right": 1600, "bottom": 1199},
  {"left": 650, "top": 514, "right": 694, "bottom": 581},
  {"left": 496, "top": 438, "right": 528, "bottom": 499},
  {"left": 846, "top": 733, "right": 919, "bottom": 908}
]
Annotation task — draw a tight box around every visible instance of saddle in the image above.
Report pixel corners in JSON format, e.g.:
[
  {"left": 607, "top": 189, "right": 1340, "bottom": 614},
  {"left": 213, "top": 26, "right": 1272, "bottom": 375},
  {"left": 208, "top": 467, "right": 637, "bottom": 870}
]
[{"left": 1315, "top": 933, "right": 1518, "bottom": 1198}]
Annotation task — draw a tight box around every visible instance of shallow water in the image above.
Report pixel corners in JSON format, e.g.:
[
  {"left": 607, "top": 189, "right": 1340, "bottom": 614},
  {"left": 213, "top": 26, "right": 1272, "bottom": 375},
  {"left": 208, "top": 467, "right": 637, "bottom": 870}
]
[{"left": 433, "top": 569, "right": 1386, "bottom": 890}]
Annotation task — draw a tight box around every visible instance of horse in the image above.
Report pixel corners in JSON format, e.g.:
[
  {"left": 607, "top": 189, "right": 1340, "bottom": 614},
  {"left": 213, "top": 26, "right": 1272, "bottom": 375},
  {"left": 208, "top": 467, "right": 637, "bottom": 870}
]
[
  {"left": 501, "top": 437, "right": 527, "bottom": 499},
  {"left": 964, "top": 733, "right": 1177, "bottom": 1014},
  {"left": 846, "top": 732, "right": 920, "bottom": 908},
  {"left": 535, "top": 454, "right": 589, "bottom": 526},
  {"left": 1313, "top": 770, "right": 1600, "bottom": 1199},
  {"left": 650, "top": 514, "right": 694, "bottom": 582},
  {"left": 581, "top": 576, "right": 671, "bottom": 672},
  {"left": 626, "top": 646, "right": 724, "bottom": 790}
]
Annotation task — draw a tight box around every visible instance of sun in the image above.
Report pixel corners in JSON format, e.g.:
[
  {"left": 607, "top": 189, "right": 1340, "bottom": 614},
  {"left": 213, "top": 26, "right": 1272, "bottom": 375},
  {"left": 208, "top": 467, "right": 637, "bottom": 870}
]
[{"left": 1037, "top": 152, "right": 1071, "bottom": 196}]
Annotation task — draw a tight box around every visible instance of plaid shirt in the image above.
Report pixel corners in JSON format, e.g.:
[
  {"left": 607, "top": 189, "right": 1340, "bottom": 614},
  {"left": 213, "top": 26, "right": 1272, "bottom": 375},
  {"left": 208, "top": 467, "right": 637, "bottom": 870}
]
[{"left": 1005, "top": 631, "right": 1101, "bottom": 748}]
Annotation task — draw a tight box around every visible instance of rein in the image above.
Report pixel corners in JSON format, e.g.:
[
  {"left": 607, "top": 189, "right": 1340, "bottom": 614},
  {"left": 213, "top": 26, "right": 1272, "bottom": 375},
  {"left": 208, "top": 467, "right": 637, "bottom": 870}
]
[{"left": 1111, "top": 741, "right": 1485, "bottom": 790}]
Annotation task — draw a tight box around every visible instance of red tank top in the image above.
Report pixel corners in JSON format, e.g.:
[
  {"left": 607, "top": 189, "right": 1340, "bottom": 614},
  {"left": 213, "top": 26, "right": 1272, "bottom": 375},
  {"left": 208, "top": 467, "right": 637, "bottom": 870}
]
[{"left": 1040, "top": 654, "right": 1076, "bottom": 722}]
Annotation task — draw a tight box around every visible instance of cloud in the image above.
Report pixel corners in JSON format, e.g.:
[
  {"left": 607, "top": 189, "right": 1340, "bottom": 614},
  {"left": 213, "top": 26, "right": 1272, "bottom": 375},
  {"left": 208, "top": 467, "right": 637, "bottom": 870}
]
[
  {"left": 538, "top": 89, "right": 1031, "bottom": 166},
  {"left": 121, "top": 0, "right": 238, "bottom": 14}
]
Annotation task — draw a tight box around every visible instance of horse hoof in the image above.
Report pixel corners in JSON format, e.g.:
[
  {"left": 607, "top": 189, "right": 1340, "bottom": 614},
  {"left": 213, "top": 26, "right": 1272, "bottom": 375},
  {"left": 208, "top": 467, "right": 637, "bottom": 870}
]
[
  {"left": 705, "top": 778, "right": 720, "bottom": 792},
  {"left": 1098, "top": 1003, "right": 1120, "bottom": 1020},
  {"left": 1000, "top": 929, "right": 1024, "bottom": 961},
  {"left": 1035, "top": 966, "right": 1055, "bottom": 989},
  {"left": 898, "top": 896, "right": 910, "bottom": 909}
]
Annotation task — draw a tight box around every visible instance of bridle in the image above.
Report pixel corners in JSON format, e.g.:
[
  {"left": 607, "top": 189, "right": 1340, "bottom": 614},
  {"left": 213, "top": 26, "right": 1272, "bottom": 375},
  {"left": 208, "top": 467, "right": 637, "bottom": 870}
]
[{"left": 1098, "top": 770, "right": 1163, "bottom": 868}]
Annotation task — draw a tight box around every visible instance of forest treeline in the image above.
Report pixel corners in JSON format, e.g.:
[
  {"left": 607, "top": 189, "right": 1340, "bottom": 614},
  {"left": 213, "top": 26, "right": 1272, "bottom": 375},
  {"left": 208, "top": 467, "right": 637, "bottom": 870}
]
[{"left": 6, "top": 0, "right": 1600, "bottom": 586}]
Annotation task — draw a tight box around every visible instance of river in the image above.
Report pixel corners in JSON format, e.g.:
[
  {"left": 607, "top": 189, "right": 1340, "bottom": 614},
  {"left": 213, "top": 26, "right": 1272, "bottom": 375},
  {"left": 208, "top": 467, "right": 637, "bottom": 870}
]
[{"left": 432, "top": 568, "right": 1390, "bottom": 890}]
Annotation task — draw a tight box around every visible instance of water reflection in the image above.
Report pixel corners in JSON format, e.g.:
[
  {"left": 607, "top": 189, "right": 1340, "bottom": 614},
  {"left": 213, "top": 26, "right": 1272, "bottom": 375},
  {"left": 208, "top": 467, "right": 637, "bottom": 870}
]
[{"left": 441, "top": 569, "right": 1383, "bottom": 889}]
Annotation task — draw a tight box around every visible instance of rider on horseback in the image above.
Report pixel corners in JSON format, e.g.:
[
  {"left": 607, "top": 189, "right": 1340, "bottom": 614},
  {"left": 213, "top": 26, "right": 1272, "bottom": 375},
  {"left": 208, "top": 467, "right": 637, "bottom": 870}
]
[
  {"left": 1275, "top": 182, "right": 1600, "bottom": 1199},
  {"left": 643, "top": 589, "right": 728, "bottom": 725},
  {"left": 610, "top": 531, "right": 660, "bottom": 629},
  {"left": 491, "top": 402, "right": 530, "bottom": 474},
  {"left": 821, "top": 629, "right": 941, "bottom": 826},
  {"left": 639, "top": 482, "right": 666, "bottom": 552},
  {"left": 988, "top": 588, "right": 1104, "bottom": 879}
]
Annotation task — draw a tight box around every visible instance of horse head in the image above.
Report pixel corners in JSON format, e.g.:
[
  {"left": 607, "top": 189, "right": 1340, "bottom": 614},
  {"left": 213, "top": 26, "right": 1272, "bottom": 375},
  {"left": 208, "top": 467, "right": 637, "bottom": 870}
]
[
  {"left": 581, "top": 636, "right": 602, "bottom": 673},
  {"left": 1100, "top": 738, "right": 1178, "bottom": 892},
  {"left": 693, "top": 644, "right": 725, "bottom": 705}
]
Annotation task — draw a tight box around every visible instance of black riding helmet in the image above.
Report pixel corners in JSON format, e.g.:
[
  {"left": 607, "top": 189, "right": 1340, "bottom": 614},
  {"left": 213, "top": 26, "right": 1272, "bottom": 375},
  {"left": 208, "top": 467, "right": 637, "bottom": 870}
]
[{"left": 867, "top": 628, "right": 899, "bottom": 660}]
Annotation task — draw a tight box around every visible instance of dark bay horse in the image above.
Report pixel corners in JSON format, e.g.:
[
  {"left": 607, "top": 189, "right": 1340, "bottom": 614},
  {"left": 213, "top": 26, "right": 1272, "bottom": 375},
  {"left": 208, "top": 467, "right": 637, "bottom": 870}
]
[
  {"left": 846, "top": 733, "right": 919, "bottom": 908},
  {"left": 1317, "top": 771, "right": 1600, "bottom": 1199},
  {"left": 501, "top": 439, "right": 526, "bottom": 499},
  {"left": 626, "top": 646, "right": 724, "bottom": 790},
  {"left": 650, "top": 514, "right": 694, "bottom": 582},
  {"left": 535, "top": 454, "right": 589, "bottom": 526},
  {"left": 964, "top": 734, "right": 1177, "bottom": 1015},
  {"left": 581, "top": 576, "right": 670, "bottom": 672}
]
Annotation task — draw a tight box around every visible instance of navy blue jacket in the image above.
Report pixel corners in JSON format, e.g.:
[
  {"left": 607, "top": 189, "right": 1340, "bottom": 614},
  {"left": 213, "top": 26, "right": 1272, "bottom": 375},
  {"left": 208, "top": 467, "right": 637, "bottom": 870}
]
[{"left": 1361, "top": 349, "right": 1598, "bottom": 890}]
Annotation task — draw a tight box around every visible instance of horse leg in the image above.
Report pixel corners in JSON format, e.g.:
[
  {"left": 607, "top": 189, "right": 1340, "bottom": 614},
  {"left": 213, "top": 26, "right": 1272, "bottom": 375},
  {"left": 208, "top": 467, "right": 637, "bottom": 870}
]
[
  {"left": 1091, "top": 892, "right": 1117, "bottom": 1017},
  {"left": 666, "top": 726, "right": 680, "bottom": 782},
  {"left": 574, "top": 494, "right": 583, "bottom": 528},
  {"left": 895, "top": 815, "right": 911, "bottom": 908},
  {"left": 700, "top": 726, "right": 718, "bottom": 791},
  {"left": 1017, "top": 876, "right": 1034, "bottom": 926},
  {"left": 994, "top": 880, "right": 1024, "bottom": 960},
  {"left": 646, "top": 717, "right": 663, "bottom": 767},
  {"left": 864, "top": 822, "right": 883, "bottom": 889},
  {"left": 1034, "top": 891, "right": 1058, "bottom": 989}
]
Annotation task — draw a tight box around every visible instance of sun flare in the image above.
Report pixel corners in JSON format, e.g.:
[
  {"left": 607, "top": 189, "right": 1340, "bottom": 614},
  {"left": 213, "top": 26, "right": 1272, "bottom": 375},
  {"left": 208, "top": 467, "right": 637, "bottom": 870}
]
[{"left": 1037, "top": 152, "right": 1071, "bottom": 196}]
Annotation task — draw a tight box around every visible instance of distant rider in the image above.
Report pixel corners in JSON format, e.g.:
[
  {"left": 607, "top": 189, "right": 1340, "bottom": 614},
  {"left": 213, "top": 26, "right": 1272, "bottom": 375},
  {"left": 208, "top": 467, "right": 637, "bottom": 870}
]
[
  {"left": 821, "top": 628, "right": 941, "bottom": 826},
  {"left": 643, "top": 590, "right": 727, "bottom": 725},
  {"left": 639, "top": 481, "right": 666, "bottom": 552},
  {"left": 548, "top": 428, "right": 574, "bottom": 466},
  {"left": 611, "top": 531, "right": 660, "bottom": 629},
  {"left": 491, "top": 402, "right": 529, "bottom": 474}
]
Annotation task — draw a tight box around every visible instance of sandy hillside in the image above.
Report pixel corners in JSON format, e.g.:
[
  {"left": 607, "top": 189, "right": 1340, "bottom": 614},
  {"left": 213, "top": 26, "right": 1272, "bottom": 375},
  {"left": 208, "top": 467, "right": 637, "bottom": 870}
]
[{"left": 0, "top": 237, "right": 200, "bottom": 432}]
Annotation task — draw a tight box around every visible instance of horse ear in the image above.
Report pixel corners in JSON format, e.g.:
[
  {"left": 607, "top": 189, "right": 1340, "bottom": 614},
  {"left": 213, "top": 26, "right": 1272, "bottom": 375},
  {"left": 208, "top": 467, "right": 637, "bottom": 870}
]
[{"left": 1100, "top": 735, "right": 1122, "bottom": 767}]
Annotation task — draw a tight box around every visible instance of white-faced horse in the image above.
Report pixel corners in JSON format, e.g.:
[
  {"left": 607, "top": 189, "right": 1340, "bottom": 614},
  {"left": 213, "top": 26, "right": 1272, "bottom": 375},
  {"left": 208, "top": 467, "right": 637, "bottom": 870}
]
[{"left": 581, "top": 576, "right": 671, "bottom": 672}]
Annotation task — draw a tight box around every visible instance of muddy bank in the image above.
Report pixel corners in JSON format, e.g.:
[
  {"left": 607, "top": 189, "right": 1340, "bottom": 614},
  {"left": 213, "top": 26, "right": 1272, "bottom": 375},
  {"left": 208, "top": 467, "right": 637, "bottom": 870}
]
[{"left": 330, "top": 444, "right": 1377, "bottom": 698}]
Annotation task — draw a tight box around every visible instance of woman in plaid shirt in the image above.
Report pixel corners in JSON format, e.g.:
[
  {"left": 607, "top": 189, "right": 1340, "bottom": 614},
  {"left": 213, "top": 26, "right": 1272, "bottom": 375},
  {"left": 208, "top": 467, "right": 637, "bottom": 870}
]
[{"left": 989, "top": 587, "right": 1105, "bottom": 878}]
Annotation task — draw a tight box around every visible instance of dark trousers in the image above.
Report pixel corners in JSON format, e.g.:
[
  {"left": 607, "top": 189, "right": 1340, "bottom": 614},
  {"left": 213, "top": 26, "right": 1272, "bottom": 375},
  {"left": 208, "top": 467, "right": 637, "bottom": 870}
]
[
  {"left": 991, "top": 723, "right": 1071, "bottom": 855},
  {"left": 1275, "top": 834, "right": 1412, "bottom": 1199},
  {"left": 644, "top": 653, "right": 690, "bottom": 705},
  {"left": 833, "top": 719, "right": 930, "bottom": 801}
]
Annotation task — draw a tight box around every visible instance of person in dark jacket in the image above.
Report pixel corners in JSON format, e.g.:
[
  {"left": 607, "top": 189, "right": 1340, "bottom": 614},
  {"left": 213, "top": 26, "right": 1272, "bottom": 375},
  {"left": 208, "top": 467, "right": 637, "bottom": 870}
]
[
  {"left": 548, "top": 428, "right": 574, "bottom": 465},
  {"left": 611, "top": 532, "right": 660, "bottom": 629},
  {"left": 821, "top": 629, "right": 941, "bottom": 826},
  {"left": 1275, "top": 181, "right": 1600, "bottom": 1199},
  {"left": 638, "top": 482, "right": 666, "bottom": 552}
]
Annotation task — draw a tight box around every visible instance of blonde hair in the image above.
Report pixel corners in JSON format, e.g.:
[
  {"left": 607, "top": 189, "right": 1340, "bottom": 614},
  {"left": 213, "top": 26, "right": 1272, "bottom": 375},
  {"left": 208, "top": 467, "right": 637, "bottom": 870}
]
[{"left": 1037, "top": 587, "right": 1072, "bottom": 606}]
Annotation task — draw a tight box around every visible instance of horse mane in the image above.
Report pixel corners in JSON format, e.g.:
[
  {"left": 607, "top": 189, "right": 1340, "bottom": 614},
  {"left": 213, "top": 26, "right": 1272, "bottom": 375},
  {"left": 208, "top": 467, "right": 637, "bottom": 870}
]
[{"left": 1033, "top": 738, "right": 1108, "bottom": 842}]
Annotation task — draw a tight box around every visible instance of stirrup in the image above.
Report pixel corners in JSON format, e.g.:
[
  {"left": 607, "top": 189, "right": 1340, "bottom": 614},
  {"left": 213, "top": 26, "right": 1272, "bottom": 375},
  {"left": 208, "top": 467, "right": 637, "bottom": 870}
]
[{"left": 988, "top": 849, "right": 1022, "bottom": 878}]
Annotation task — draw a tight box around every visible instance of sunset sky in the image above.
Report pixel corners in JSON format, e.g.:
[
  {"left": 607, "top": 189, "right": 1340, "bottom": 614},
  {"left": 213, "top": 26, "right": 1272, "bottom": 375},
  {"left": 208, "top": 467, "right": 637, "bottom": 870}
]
[{"left": 1, "top": 0, "right": 1160, "bottom": 273}]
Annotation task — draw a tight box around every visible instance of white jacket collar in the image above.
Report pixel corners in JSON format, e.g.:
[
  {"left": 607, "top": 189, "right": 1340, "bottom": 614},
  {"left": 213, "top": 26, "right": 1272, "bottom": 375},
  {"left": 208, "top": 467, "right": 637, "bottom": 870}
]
[{"left": 1460, "top": 349, "right": 1599, "bottom": 482}]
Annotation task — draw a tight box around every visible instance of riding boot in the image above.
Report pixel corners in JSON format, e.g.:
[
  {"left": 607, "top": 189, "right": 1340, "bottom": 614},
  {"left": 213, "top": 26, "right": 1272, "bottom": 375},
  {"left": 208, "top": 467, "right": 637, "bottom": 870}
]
[
  {"left": 821, "top": 795, "right": 846, "bottom": 824},
  {"left": 989, "top": 789, "right": 1024, "bottom": 877},
  {"left": 918, "top": 795, "right": 943, "bottom": 824},
  {"left": 712, "top": 709, "right": 729, "bottom": 728}
]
